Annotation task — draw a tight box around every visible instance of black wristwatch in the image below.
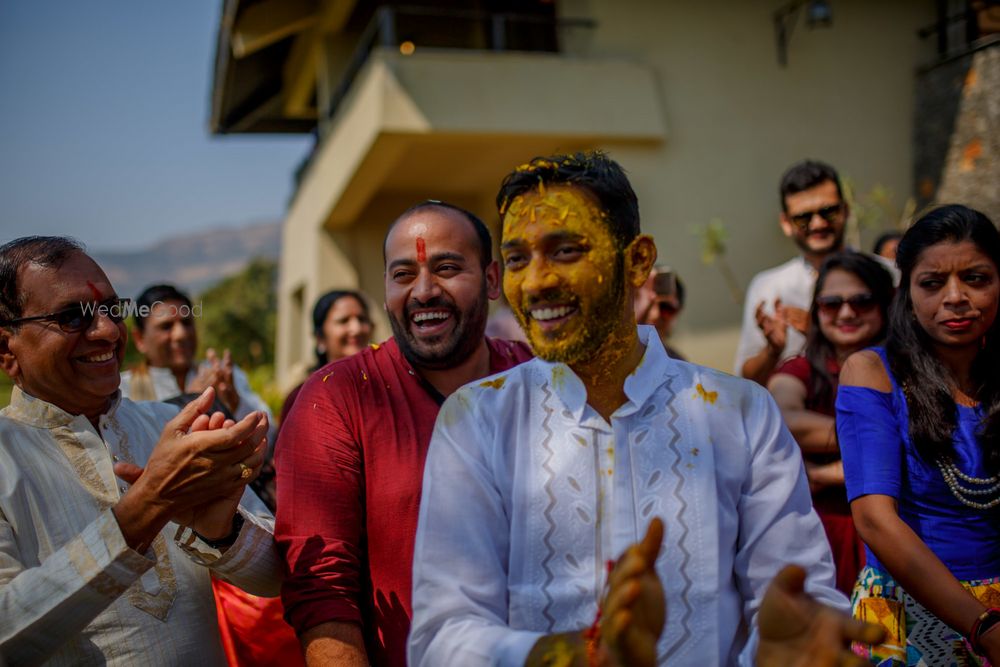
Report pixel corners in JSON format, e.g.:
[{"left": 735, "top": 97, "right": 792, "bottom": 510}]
[{"left": 193, "top": 513, "right": 245, "bottom": 550}]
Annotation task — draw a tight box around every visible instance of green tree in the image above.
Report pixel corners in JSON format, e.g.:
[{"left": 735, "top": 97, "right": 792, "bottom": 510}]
[{"left": 197, "top": 258, "right": 277, "bottom": 370}]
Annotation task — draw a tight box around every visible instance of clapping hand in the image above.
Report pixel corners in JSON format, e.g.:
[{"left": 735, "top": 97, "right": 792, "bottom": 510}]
[
  {"left": 599, "top": 518, "right": 667, "bottom": 667},
  {"left": 757, "top": 565, "right": 884, "bottom": 667},
  {"left": 112, "top": 388, "right": 267, "bottom": 549}
]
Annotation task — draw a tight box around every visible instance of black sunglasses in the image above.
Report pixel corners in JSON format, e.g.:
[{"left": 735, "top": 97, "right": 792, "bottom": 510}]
[
  {"left": 816, "top": 293, "right": 877, "bottom": 316},
  {"left": 788, "top": 203, "right": 845, "bottom": 228},
  {"left": 656, "top": 300, "right": 680, "bottom": 315},
  {"left": 1, "top": 297, "right": 131, "bottom": 333}
]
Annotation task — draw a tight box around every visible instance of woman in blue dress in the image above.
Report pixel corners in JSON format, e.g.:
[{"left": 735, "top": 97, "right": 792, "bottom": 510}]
[{"left": 838, "top": 205, "right": 1000, "bottom": 666}]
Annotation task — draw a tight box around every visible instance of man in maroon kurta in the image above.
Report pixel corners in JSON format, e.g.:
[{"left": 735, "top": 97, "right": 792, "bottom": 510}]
[{"left": 275, "top": 201, "right": 532, "bottom": 666}]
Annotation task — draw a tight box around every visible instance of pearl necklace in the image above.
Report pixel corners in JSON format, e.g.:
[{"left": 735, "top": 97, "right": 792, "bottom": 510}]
[{"left": 937, "top": 459, "right": 1000, "bottom": 509}]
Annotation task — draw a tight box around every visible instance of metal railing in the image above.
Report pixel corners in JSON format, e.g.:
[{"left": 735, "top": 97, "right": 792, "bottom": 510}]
[
  {"left": 325, "top": 5, "right": 596, "bottom": 124},
  {"left": 917, "top": 0, "right": 1000, "bottom": 68}
]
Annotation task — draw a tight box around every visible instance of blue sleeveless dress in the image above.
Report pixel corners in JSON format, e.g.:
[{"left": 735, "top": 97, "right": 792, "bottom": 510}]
[{"left": 836, "top": 347, "right": 1000, "bottom": 666}]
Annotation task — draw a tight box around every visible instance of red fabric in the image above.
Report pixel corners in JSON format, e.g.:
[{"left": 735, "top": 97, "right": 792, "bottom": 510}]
[
  {"left": 773, "top": 355, "right": 840, "bottom": 417},
  {"left": 212, "top": 578, "right": 305, "bottom": 667},
  {"left": 274, "top": 337, "right": 532, "bottom": 667},
  {"left": 773, "top": 354, "right": 862, "bottom": 595}
]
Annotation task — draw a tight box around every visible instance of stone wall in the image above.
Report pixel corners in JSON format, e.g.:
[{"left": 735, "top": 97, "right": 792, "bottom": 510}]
[{"left": 915, "top": 41, "right": 1000, "bottom": 222}]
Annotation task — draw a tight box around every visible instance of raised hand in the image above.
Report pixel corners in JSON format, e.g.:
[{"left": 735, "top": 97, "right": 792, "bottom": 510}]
[
  {"left": 600, "top": 518, "right": 666, "bottom": 667},
  {"left": 782, "top": 305, "right": 810, "bottom": 336},
  {"left": 756, "top": 299, "right": 789, "bottom": 356},
  {"left": 757, "top": 565, "right": 884, "bottom": 667}
]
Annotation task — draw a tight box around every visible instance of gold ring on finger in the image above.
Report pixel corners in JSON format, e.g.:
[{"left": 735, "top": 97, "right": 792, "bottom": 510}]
[{"left": 238, "top": 462, "right": 252, "bottom": 481}]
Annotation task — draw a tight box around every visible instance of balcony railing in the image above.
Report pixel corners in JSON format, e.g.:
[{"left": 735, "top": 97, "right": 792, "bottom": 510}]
[
  {"left": 325, "top": 5, "right": 596, "bottom": 125},
  {"left": 917, "top": 0, "right": 1000, "bottom": 69}
]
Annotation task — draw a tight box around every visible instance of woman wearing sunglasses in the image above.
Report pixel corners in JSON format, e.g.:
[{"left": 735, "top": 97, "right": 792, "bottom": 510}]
[
  {"left": 768, "top": 251, "right": 895, "bottom": 596},
  {"left": 838, "top": 205, "right": 1000, "bottom": 665}
]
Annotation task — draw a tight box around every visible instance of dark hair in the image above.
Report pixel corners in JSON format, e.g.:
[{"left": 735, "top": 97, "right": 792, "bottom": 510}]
[
  {"left": 674, "top": 275, "right": 686, "bottom": 308},
  {"left": 383, "top": 200, "right": 493, "bottom": 269},
  {"left": 803, "top": 251, "right": 894, "bottom": 410},
  {"left": 134, "top": 284, "right": 193, "bottom": 330},
  {"left": 496, "top": 151, "right": 641, "bottom": 250},
  {"left": 312, "top": 289, "right": 370, "bottom": 366},
  {"left": 886, "top": 204, "right": 1000, "bottom": 470},
  {"left": 779, "top": 159, "right": 843, "bottom": 212},
  {"left": 873, "top": 231, "right": 903, "bottom": 257},
  {"left": 0, "top": 236, "right": 85, "bottom": 325}
]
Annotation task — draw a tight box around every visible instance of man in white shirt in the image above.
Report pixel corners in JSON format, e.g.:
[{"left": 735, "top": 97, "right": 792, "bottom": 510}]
[
  {"left": 0, "top": 236, "right": 281, "bottom": 665},
  {"left": 409, "top": 153, "right": 883, "bottom": 666},
  {"left": 734, "top": 160, "right": 849, "bottom": 384}
]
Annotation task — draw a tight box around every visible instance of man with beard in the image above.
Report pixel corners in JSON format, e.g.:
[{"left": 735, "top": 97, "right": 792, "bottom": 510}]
[
  {"left": 408, "top": 153, "right": 883, "bottom": 666},
  {"left": 274, "top": 201, "right": 532, "bottom": 666},
  {"left": 735, "top": 160, "right": 850, "bottom": 385}
]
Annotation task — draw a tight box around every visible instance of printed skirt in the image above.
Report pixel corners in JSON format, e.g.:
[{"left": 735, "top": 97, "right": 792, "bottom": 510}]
[{"left": 851, "top": 565, "right": 1000, "bottom": 666}]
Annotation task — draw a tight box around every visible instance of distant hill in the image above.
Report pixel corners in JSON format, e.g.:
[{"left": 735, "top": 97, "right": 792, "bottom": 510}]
[{"left": 93, "top": 221, "right": 281, "bottom": 299}]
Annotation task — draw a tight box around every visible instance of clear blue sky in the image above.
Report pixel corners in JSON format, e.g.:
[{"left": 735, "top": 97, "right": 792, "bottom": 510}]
[{"left": 0, "top": 1, "right": 310, "bottom": 251}]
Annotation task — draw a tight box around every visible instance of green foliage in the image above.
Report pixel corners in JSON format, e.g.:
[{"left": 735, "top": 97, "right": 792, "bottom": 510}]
[
  {"left": 690, "top": 218, "right": 744, "bottom": 304},
  {"left": 196, "top": 258, "right": 277, "bottom": 370},
  {"left": 0, "top": 374, "right": 12, "bottom": 409},
  {"left": 244, "top": 364, "right": 286, "bottom": 423}
]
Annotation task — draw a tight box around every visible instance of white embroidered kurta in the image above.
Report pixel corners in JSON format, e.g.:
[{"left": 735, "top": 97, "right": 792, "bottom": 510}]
[
  {"left": 0, "top": 387, "right": 282, "bottom": 666},
  {"left": 409, "top": 326, "right": 846, "bottom": 667}
]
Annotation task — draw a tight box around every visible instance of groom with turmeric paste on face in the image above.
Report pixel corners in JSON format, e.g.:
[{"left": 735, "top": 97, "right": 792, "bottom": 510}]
[{"left": 408, "top": 152, "right": 885, "bottom": 667}]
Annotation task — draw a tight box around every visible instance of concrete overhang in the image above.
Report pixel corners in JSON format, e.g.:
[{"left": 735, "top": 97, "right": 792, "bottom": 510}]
[{"left": 289, "top": 47, "right": 667, "bottom": 230}]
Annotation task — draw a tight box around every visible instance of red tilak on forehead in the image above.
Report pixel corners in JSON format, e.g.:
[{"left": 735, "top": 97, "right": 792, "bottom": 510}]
[
  {"left": 416, "top": 237, "right": 426, "bottom": 262},
  {"left": 85, "top": 281, "right": 102, "bottom": 300}
]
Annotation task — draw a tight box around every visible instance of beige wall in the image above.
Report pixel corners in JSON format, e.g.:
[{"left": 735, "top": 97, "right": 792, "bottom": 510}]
[
  {"left": 543, "top": 0, "right": 936, "bottom": 366},
  {"left": 277, "top": 0, "right": 937, "bottom": 384}
]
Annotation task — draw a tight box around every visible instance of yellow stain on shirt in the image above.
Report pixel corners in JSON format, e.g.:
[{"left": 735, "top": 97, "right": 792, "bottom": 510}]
[
  {"left": 480, "top": 377, "right": 506, "bottom": 390},
  {"left": 361, "top": 371, "right": 368, "bottom": 382},
  {"left": 551, "top": 365, "right": 567, "bottom": 390},
  {"left": 370, "top": 343, "right": 380, "bottom": 350},
  {"left": 322, "top": 371, "right": 335, "bottom": 382},
  {"left": 694, "top": 383, "right": 718, "bottom": 404}
]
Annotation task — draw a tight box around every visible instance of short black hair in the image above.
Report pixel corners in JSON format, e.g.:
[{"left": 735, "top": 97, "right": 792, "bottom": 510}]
[
  {"left": 872, "top": 231, "right": 903, "bottom": 256},
  {"left": 383, "top": 200, "right": 493, "bottom": 269},
  {"left": 496, "top": 151, "right": 640, "bottom": 250},
  {"left": 0, "top": 236, "right": 85, "bottom": 325},
  {"left": 779, "top": 159, "right": 843, "bottom": 212},
  {"left": 134, "top": 284, "right": 193, "bottom": 330}
]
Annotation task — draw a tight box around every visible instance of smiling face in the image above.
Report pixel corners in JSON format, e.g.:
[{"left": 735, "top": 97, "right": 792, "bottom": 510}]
[
  {"left": 501, "top": 184, "right": 625, "bottom": 364},
  {"left": 815, "top": 268, "right": 884, "bottom": 355},
  {"left": 909, "top": 239, "right": 999, "bottom": 352},
  {"left": 384, "top": 206, "right": 499, "bottom": 370},
  {"left": 0, "top": 251, "right": 126, "bottom": 419},
  {"left": 321, "top": 295, "right": 372, "bottom": 360},
  {"left": 780, "top": 180, "right": 847, "bottom": 258},
  {"left": 133, "top": 298, "right": 197, "bottom": 375}
]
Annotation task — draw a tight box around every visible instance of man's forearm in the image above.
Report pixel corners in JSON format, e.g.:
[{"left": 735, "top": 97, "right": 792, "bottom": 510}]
[
  {"left": 302, "top": 621, "right": 369, "bottom": 667},
  {"left": 0, "top": 510, "right": 153, "bottom": 665}
]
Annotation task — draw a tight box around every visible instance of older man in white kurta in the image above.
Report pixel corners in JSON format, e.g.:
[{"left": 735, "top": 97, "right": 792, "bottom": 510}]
[
  {"left": 0, "top": 388, "right": 281, "bottom": 665},
  {"left": 409, "top": 326, "right": 846, "bottom": 666}
]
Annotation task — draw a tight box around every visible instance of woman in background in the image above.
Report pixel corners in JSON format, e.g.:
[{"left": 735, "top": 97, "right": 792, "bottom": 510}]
[
  {"left": 280, "top": 289, "right": 373, "bottom": 424},
  {"left": 838, "top": 205, "right": 1000, "bottom": 665},
  {"left": 768, "top": 251, "right": 894, "bottom": 595}
]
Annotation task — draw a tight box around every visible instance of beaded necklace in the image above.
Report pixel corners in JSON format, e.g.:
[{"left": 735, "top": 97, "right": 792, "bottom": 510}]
[{"left": 936, "top": 459, "right": 1000, "bottom": 509}]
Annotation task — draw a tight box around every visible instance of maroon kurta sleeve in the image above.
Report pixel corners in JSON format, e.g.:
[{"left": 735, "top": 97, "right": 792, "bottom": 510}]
[{"left": 275, "top": 367, "right": 365, "bottom": 632}]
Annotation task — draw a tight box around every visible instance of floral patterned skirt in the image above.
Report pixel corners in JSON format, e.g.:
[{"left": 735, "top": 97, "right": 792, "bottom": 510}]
[{"left": 851, "top": 565, "right": 1000, "bottom": 666}]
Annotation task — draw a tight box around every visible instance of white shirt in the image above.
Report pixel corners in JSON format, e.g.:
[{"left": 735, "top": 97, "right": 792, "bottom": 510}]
[
  {"left": 733, "top": 256, "right": 815, "bottom": 376},
  {"left": 409, "top": 326, "right": 846, "bottom": 667},
  {"left": 0, "top": 387, "right": 281, "bottom": 666}
]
